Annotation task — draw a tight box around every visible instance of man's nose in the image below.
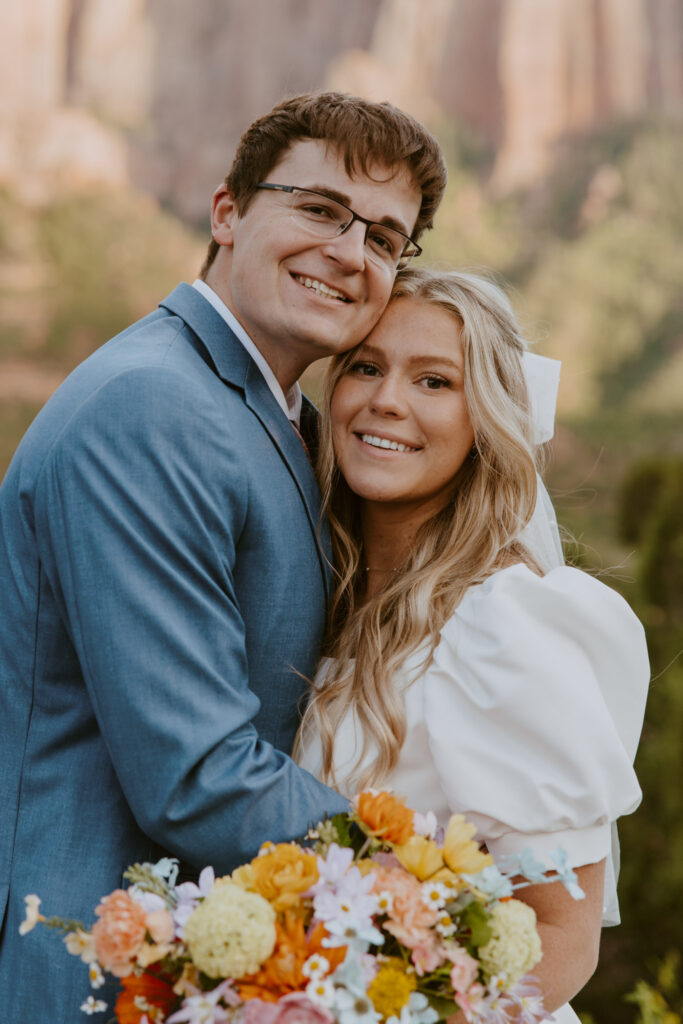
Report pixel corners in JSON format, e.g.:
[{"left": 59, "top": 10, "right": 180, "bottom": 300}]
[{"left": 320, "top": 219, "right": 367, "bottom": 272}]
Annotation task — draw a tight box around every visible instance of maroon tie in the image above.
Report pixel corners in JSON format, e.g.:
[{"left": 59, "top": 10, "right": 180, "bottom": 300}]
[{"left": 290, "top": 421, "right": 312, "bottom": 464}]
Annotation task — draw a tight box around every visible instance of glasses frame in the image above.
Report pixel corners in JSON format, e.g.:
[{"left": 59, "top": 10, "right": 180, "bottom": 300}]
[{"left": 255, "top": 182, "right": 422, "bottom": 269}]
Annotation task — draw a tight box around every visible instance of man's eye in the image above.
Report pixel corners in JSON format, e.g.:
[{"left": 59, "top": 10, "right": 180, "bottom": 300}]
[
  {"left": 367, "top": 229, "right": 395, "bottom": 254},
  {"left": 300, "top": 202, "right": 337, "bottom": 221}
]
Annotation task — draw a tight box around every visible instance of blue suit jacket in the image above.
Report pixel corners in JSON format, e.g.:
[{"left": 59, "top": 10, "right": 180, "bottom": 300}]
[{"left": 0, "top": 284, "right": 348, "bottom": 1018}]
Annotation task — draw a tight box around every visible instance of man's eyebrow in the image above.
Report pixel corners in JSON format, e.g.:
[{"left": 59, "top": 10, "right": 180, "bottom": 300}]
[{"left": 302, "top": 185, "right": 413, "bottom": 237}]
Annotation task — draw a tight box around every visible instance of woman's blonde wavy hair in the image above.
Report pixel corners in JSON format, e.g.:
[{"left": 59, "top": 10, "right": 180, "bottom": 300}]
[{"left": 293, "top": 267, "right": 543, "bottom": 791}]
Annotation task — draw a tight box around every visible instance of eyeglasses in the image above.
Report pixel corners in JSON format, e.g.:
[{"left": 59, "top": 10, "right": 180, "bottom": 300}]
[{"left": 256, "top": 183, "right": 422, "bottom": 271}]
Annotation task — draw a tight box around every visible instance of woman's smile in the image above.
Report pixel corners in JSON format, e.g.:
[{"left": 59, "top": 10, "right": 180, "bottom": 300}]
[{"left": 356, "top": 432, "right": 422, "bottom": 454}]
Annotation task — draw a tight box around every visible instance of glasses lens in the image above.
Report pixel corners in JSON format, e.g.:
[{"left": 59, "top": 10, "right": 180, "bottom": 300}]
[
  {"left": 365, "top": 225, "right": 412, "bottom": 268},
  {"left": 286, "top": 187, "right": 419, "bottom": 270},
  {"left": 289, "top": 190, "right": 348, "bottom": 237},
  {"left": 396, "top": 242, "right": 420, "bottom": 270}
]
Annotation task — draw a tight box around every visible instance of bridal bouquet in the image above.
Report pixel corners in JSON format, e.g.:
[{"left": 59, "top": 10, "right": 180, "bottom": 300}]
[{"left": 22, "top": 791, "right": 582, "bottom": 1023}]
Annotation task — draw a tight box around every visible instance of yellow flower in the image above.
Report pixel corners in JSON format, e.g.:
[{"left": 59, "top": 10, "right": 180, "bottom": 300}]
[
  {"left": 231, "top": 864, "right": 256, "bottom": 891},
  {"left": 443, "top": 815, "right": 493, "bottom": 874},
  {"left": 356, "top": 859, "right": 380, "bottom": 877},
  {"left": 184, "top": 881, "right": 276, "bottom": 979},
  {"left": 172, "top": 963, "right": 201, "bottom": 997},
  {"left": 367, "top": 958, "right": 417, "bottom": 1018},
  {"left": 393, "top": 836, "right": 445, "bottom": 881},
  {"left": 64, "top": 929, "right": 97, "bottom": 964},
  {"left": 136, "top": 940, "right": 175, "bottom": 967},
  {"left": 479, "top": 899, "right": 542, "bottom": 985},
  {"left": 249, "top": 843, "right": 319, "bottom": 912}
]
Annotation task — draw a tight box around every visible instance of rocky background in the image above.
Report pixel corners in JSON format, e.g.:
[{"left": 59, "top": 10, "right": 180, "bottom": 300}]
[
  {"left": 3, "top": 0, "right": 682, "bottom": 213},
  {"left": 1, "top": 3, "right": 682, "bottom": 1021}
]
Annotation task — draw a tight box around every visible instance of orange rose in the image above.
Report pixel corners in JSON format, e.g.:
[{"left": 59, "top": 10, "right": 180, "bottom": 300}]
[
  {"left": 356, "top": 791, "right": 415, "bottom": 845},
  {"left": 250, "top": 844, "right": 319, "bottom": 912},
  {"left": 92, "top": 890, "right": 147, "bottom": 977},
  {"left": 115, "top": 971, "right": 177, "bottom": 1024},
  {"left": 237, "top": 912, "right": 346, "bottom": 1003}
]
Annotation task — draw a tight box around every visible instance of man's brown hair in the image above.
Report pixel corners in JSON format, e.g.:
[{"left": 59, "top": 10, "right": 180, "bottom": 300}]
[{"left": 200, "top": 91, "right": 447, "bottom": 278}]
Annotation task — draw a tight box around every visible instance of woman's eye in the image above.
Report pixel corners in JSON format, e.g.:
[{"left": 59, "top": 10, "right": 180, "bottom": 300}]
[
  {"left": 419, "top": 375, "right": 450, "bottom": 390},
  {"left": 348, "top": 361, "right": 379, "bottom": 377}
]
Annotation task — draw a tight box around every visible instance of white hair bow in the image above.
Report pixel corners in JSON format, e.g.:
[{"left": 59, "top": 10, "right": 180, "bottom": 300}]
[{"left": 522, "top": 351, "right": 561, "bottom": 445}]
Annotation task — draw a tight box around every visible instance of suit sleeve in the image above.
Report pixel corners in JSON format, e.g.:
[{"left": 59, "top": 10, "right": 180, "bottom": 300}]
[{"left": 33, "top": 364, "right": 348, "bottom": 870}]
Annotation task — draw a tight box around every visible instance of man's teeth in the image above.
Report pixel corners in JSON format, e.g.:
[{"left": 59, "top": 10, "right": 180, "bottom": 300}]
[
  {"left": 294, "top": 275, "right": 349, "bottom": 302},
  {"left": 361, "top": 434, "right": 416, "bottom": 453}
]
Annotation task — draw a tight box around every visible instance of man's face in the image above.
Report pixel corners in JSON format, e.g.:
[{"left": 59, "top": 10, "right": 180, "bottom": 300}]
[{"left": 207, "top": 139, "right": 422, "bottom": 388}]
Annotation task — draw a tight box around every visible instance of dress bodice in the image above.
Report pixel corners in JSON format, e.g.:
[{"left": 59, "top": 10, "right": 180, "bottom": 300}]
[{"left": 296, "top": 564, "right": 650, "bottom": 928}]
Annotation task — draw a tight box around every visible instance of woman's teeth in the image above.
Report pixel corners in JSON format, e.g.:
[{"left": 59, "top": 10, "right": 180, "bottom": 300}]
[
  {"left": 293, "top": 275, "right": 349, "bottom": 302},
  {"left": 361, "top": 434, "right": 417, "bottom": 453}
]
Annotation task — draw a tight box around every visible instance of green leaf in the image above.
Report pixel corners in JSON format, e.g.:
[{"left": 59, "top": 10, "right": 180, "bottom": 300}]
[{"left": 461, "top": 901, "right": 492, "bottom": 950}]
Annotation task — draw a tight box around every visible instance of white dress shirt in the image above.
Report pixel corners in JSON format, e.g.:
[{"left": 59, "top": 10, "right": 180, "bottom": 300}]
[{"left": 192, "top": 279, "right": 302, "bottom": 427}]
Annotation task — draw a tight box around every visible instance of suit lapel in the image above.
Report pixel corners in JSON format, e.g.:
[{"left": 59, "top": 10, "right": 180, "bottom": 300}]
[{"left": 159, "top": 284, "right": 332, "bottom": 604}]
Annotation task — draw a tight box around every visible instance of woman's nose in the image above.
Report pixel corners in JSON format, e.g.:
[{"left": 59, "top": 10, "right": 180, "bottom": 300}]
[{"left": 368, "top": 375, "right": 406, "bottom": 417}]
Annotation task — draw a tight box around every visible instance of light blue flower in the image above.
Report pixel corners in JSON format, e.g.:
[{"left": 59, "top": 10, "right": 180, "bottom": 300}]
[
  {"left": 152, "top": 857, "right": 180, "bottom": 886},
  {"left": 550, "top": 849, "right": 585, "bottom": 900},
  {"left": 323, "top": 915, "right": 384, "bottom": 948},
  {"left": 333, "top": 987, "right": 382, "bottom": 1024},
  {"left": 498, "top": 849, "right": 547, "bottom": 885},
  {"left": 329, "top": 949, "right": 372, "bottom": 996},
  {"left": 386, "top": 992, "right": 440, "bottom": 1024},
  {"left": 463, "top": 864, "right": 514, "bottom": 899}
]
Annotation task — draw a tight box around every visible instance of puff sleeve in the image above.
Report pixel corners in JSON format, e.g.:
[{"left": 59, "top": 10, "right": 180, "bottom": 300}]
[{"left": 422, "top": 564, "right": 649, "bottom": 923}]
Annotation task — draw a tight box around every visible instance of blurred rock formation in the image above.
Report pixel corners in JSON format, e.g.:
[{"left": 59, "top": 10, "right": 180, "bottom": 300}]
[{"left": 1, "top": 0, "right": 681, "bottom": 220}]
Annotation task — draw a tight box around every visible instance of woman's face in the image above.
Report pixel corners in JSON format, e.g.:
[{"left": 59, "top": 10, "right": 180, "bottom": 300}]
[{"left": 330, "top": 297, "right": 475, "bottom": 522}]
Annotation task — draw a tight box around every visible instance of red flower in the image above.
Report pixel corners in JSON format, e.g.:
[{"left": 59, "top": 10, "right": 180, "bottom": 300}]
[{"left": 115, "top": 972, "right": 177, "bottom": 1024}]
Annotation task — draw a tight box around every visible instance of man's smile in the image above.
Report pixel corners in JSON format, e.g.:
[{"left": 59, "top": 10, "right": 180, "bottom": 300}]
[{"left": 291, "top": 273, "right": 352, "bottom": 303}]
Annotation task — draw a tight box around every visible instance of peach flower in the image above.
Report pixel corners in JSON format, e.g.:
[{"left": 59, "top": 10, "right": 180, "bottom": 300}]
[
  {"left": 146, "top": 908, "right": 175, "bottom": 945},
  {"left": 410, "top": 932, "right": 448, "bottom": 976},
  {"left": 371, "top": 866, "right": 438, "bottom": 949},
  {"left": 447, "top": 946, "right": 479, "bottom": 993},
  {"left": 92, "top": 890, "right": 147, "bottom": 977},
  {"left": 356, "top": 791, "right": 415, "bottom": 845}
]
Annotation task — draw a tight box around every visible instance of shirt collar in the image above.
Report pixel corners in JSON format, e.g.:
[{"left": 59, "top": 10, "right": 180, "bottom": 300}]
[{"left": 192, "top": 279, "right": 302, "bottom": 426}]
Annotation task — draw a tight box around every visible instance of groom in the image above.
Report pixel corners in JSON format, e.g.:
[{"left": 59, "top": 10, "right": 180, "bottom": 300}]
[{"left": 0, "top": 92, "right": 446, "bottom": 1016}]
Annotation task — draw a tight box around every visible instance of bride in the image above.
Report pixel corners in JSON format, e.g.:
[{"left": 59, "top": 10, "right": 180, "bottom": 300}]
[{"left": 295, "top": 267, "right": 650, "bottom": 1022}]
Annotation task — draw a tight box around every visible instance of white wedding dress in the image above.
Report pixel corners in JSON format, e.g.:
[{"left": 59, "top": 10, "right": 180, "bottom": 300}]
[{"left": 297, "top": 563, "right": 650, "bottom": 1024}]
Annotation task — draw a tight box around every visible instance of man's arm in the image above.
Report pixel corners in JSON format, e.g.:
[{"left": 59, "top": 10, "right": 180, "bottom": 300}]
[{"left": 33, "top": 363, "right": 347, "bottom": 871}]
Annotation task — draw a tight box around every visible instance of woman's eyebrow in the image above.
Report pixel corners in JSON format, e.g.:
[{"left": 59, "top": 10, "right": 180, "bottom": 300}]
[{"left": 358, "top": 344, "right": 464, "bottom": 372}]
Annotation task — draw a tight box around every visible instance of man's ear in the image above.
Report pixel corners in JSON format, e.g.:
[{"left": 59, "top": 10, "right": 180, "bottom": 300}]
[{"left": 210, "top": 186, "right": 239, "bottom": 247}]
